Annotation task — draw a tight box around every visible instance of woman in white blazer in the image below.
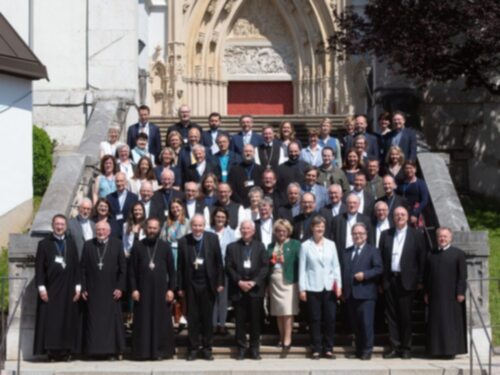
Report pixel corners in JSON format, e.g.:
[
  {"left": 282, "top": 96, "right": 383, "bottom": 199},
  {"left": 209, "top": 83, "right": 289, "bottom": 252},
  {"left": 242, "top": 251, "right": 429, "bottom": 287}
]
[{"left": 299, "top": 216, "right": 342, "bottom": 359}]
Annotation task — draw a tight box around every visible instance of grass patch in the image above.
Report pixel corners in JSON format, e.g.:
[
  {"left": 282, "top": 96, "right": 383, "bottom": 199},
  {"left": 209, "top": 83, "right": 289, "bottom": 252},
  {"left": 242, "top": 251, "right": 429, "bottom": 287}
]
[
  {"left": 461, "top": 194, "right": 500, "bottom": 345},
  {"left": 0, "top": 248, "right": 8, "bottom": 312},
  {"left": 33, "top": 195, "right": 43, "bottom": 216}
]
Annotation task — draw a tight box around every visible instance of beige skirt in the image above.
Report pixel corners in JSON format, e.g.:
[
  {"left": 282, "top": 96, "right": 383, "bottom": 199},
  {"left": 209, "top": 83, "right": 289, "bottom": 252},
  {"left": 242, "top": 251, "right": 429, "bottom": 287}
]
[{"left": 269, "top": 268, "right": 299, "bottom": 316}]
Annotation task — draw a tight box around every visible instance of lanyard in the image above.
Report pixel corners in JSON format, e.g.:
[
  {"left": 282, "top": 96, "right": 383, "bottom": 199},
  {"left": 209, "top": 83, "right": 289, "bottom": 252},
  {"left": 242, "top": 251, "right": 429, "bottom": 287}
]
[
  {"left": 193, "top": 237, "right": 204, "bottom": 259},
  {"left": 245, "top": 163, "right": 255, "bottom": 180},
  {"left": 163, "top": 190, "right": 172, "bottom": 207},
  {"left": 243, "top": 245, "right": 252, "bottom": 260}
]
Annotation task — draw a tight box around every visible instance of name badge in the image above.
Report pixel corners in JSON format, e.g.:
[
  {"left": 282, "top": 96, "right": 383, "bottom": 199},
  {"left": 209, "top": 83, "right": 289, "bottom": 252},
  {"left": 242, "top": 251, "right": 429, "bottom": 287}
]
[
  {"left": 171, "top": 241, "right": 178, "bottom": 249},
  {"left": 222, "top": 170, "right": 228, "bottom": 177},
  {"left": 243, "top": 259, "right": 252, "bottom": 269},
  {"left": 183, "top": 138, "right": 188, "bottom": 144},
  {"left": 55, "top": 256, "right": 64, "bottom": 264},
  {"left": 244, "top": 180, "right": 255, "bottom": 187},
  {"left": 195, "top": 258, "right": 204, "bottom": 265},
  {"left": 164, "top": 209, "right": 169, "bottom": 217},
  {"left": 116, "top": 214, "right": 124, "bottom": 221}
]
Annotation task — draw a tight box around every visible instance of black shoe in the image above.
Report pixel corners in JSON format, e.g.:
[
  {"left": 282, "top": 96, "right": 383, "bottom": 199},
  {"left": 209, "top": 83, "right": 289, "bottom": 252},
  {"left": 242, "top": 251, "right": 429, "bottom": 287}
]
[
  {"left": 401, "top": 351, "right": 411, "bottom": 359},
  {"left": 203, "top": 350, "right": 214, "bottom": 361},
  {"left": 250, "top": 350, "right": 261, "bottom": 360},
  {"left": 236, "top": 348, "right": 246, "bottom": 360},
  {"left": 345, "top": 352, "right": 359, "bottom": 359},
  {"left": 360, "top": 353, "right": 372, "bottom": 360},
  {"left": 186, "top": 351, "right": 197, "bottom": 361},
  {"left": 282, "top": 343, "right": 292, "bottom": 351},
  {"left": 383, "top": 350, "right": 399, "bottom": 359},
  {"left": 440, "top": 354, "right": 456, "bottom": 360}
]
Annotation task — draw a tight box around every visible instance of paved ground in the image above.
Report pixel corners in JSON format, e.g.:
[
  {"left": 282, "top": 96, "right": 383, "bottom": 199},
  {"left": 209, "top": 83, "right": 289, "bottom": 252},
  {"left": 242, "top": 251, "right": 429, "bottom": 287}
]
[{"left": 5, "top": 355, "right": 498, "bottom": 375}]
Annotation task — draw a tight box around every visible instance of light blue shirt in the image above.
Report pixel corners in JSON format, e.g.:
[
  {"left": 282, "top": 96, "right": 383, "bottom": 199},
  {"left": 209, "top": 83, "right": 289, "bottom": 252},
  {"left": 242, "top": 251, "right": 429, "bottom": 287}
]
[
  {"left": 300, "top": 146, "right": 323, "bottom": 167},
  {"left": 208, "top": 226, "right": 236, "bottom": 266},
  {"left": 299, "top": 237, "right": 342, "bottom": 292}
]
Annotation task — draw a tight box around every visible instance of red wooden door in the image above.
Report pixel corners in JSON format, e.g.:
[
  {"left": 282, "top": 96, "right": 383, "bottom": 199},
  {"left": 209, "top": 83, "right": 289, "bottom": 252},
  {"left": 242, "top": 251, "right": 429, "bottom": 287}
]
[{"left": 227, "top": 81, "right": 293, "bottom": 115}]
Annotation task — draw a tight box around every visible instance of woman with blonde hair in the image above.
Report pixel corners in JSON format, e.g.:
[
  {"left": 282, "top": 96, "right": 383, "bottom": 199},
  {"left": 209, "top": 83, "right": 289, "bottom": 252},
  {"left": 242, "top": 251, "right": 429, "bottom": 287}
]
[
  {"left": 383, "top": 145, "right": 406, "bottom": 186},
  {"left": 318, "top": 118, "right": 342, "bottom": 167},
  {"left": 267, "top": 219, "right": 301, "bottom": 351},
  {"left": 278, "top": 121, "right": 301, "bottom": 157}
]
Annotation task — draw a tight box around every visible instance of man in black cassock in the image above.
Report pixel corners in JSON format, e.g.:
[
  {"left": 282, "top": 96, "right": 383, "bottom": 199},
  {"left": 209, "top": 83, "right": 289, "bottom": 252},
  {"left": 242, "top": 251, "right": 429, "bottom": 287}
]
[
  {"left": 178, "top": 214, "right": 225, "bottom": 361},
  {"left": 129, "top": 217, "right": 176, "bottom": 360},
  {"left": 81, "top": 221, "right": 126, "bottom": 359},
  {"left": 34, "top": 214, "right": 81, "bottom": 360},
  {"left": 425, "top": 227, "right": 467, "bottom": 359},
  {"left": 225, "top": 220, "right": 268, "bottom": 360}
]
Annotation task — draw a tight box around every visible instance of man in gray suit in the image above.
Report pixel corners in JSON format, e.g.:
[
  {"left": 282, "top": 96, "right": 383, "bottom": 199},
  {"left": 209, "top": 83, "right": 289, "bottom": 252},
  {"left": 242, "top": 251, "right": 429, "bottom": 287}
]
[{"left": 67, "top": 198, "right": 95, "bottom": 259}]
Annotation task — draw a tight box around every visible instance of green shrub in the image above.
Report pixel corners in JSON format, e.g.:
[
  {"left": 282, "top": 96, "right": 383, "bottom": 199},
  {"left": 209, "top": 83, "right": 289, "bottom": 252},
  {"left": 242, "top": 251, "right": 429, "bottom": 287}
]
[{"left": 32, "top": 126, "right": 54, "bottom": 196}]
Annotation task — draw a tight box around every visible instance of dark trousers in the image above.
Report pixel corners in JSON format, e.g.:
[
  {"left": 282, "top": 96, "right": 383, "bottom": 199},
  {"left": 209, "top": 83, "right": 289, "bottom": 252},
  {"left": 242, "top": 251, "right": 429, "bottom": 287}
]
[
  {"left": 307, "top": 290, "right": 337, "bottom": 353},
  {"left": 384, "top": 275, "right": 416, "bottom": 352},
  {"left": 187, "top": 282, "right": 215, "bottom": 352},
  {"left": 346, "top": 298, "right": 376, "bottom": 355},
  {"left": 233, "top": 294, "right": 263, "bottom": 350}
]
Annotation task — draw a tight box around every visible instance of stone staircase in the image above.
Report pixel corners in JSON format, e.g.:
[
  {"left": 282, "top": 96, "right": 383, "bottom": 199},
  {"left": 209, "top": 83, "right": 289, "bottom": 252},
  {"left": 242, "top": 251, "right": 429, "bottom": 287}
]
[{"left": 151, "top": 115, "right": 347, "bottom": 142}]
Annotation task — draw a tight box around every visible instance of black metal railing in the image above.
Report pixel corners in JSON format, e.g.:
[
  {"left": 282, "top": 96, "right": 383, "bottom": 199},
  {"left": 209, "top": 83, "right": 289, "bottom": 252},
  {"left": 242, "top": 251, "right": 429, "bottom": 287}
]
[
  {"left": 0, "top": 276, "right": 28, "bottom": 375},
  {"left": 468, "top": 278, "right": 499, "bottom": 375}
]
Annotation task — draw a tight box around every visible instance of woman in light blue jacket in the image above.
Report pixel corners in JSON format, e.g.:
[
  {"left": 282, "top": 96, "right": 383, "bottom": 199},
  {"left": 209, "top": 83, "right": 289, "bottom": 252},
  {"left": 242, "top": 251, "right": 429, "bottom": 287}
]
[{"left": 299, "top": 216, "right": 342, "bottom": 359}]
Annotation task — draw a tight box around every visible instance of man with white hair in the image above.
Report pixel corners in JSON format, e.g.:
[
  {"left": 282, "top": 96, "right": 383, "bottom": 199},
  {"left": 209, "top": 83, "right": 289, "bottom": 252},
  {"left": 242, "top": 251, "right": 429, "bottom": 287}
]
[
  {"left": 228, "top": 144, "right": 265, "bottom": 207},
  {"left": 373, "top": 201, "right": 391, "bottom": 248},
  {"left": 225, "top": 220, "right": 268, "bottom": 360},
  {"left": 185, "top": 144, "right": 218, "bottom": 183},
  {"left": 178, "top": 214, "right": 224, "bottom": 361},
  {"left": 151, "top": 169, "right": 185, "bottom": 224},
  {"left": 139, "top": 181, "right": 154, "bottom": 219},
  {"left": 106, "top": 172, "right": 138, "bottom": 239},
  {"left": 167, "top": 104, "right": 202, "bottom": 144},
  {"left": 81, "top": 221, "right": 126, "bottom": 359},
  {"left": 330, "top": 193, "right": 374, "bottom": 256},
  {"left": 68, "top": 198, "right": 96, "bottom": 259},
  {"left": 320, "top": 184, "right": 347, "bottom": 231},
  {"left": 253, "top": 197, "right": 275, "bottom": 249}
]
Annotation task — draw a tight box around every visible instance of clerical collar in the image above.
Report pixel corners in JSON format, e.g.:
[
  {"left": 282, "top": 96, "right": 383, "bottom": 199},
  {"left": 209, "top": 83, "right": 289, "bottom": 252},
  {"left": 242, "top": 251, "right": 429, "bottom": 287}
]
[
  {"left": 265, "top": 142, "right": 273, "bottom": 147},
  {"left": 396, "top": 225, "right": 408, "bottom": 235},
  {"left": 440, "top": 244, "right": 451, "bottom": 251},
  {"left": 53, "top": 234, "right": 65, "bottom": 241},
  {"left": 193, "top": 234, "right": 203, "bottom": 242},
  {"left": 97, "top": 238, "right": 109, "bottom": 245}
]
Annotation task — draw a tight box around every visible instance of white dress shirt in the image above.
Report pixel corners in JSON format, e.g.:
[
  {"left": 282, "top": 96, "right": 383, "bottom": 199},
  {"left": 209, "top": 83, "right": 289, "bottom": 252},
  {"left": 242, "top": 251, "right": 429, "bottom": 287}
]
[
  {"left": 353, "top": 189, "right": 365, "bottom": 214},
  {"left": 331, "top": 202, "right": 342, "bottom": 217},
  {"left": 345, "top": 213, "right": 357, "bottom": 249},
  {"left": 196, "top": 160, "right": 206, "bottom": 177},
  {"left": 142, "top": 200, "right": 151, "bottom": 218},
  {"left": 186, "top": 199, "right": 196, "bottom": 219},
  {"left": 391, "top": 225, "right": 408, "bottom": 272},
  {"left": 376, "top": 218, "right": 391, "bottom": 248},
  {"left": 260, "top": 217, "right": 273, "bottom": 248},
  {"left": 80, "top": 218, "right": 94, "bottom": 241},
  {"left": 117, "top": 190, "right": 127, "bottom": 211}
]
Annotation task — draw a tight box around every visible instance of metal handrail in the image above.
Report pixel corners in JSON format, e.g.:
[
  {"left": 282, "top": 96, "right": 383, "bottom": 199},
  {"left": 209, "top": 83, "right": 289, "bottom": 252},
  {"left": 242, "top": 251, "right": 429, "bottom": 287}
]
[
  {"left": 0, "top": 276, "right": 28, "bottom": 375},
  {"left": 467, "top": 278, "right": 499, "bottom": 375}
]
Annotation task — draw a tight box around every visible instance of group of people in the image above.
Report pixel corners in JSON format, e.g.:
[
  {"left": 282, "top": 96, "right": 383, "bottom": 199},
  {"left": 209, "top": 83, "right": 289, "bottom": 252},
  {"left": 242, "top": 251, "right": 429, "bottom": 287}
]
[{"left": 34, "top": 105, "right": 467, "bottom": 362}]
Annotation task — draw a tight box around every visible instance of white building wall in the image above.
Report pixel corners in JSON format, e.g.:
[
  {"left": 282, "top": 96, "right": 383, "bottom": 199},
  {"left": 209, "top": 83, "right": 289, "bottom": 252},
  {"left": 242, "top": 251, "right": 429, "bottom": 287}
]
[
  {"left": 0, "top": 0, "right": 30, "bottom": 44},
  {"left": 0, "top": 74, "right": 33, "bottom": 215}
]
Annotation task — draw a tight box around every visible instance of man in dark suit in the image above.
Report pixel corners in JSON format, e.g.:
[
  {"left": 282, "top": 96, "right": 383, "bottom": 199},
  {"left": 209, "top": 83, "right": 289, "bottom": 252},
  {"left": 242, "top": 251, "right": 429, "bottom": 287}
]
[
  {"left": 277, "top": 182, "right": 301, "bottom": 223},
  {"left": 292, "top": 192, "right": 322, "bottom": 241},
  {"left": 366, "top": 159, "right": 385, "bottom": 200},
  {"left": 379, "top": 206, "right": 426, "bottom": 359},
  {"left": 373, "top": 201, "right": 392, "bottom": 248},
  {"left": 261, "top": 169, "right": 284, "bottom": 217},
  {"left": 377, "top": 175, "right": 407, "bottom": 221},
  {"left": 277, "top": 141, "right": 310, "bottom": 192},
  {"left": 202, "top": 112, "right": 230, "bottom": 154},
  {"left": 225, "top": 220, "right": 269, "bottom": 360},
  {"left": 342, "top": 223, "right": 383, "bottom": 360},
  {"left": 150, "top": 169, "right": 185, "bottom": 225},
  {"left": 178, "top": 214, "right": 225, "bottom": 361},
  {"left": 351, "top": 172, "right": 375, "bottom": 218},
  {"left": 213, "top": 133, "right": 241, "bottom": 183},
  {"left": 178, "top": 127, "right": 211, "bottom": 175},
  {"left": 354, "top": 114, "right": 379, "bottom": 160},
  {"left": 301, "top": 166, "right": 328, "bottom": 210},
  {"left": 230, "top": 115, "right": 264, "bottom": 155},
  {"left": 227, "top": 144, "right": 265, "bottom": 207},
  {"left": 167, "top": 104, "right": 203, "bottom": 145},
  {"left": 106, "top": 172, "right": 138, "bottom": 239},
  {"left": 138, "top": 181, "right": 154, "bottom": 219},
  {"left": 253, "top": 197, "right": 275, "bottom": 248},
  {"left": 184, "top": 144, "right": 218, "bottom": 183},
  {"left": 67, "top": 198, "right": 95, "bottom": 259},
  {"left": 212, "top": 183, "right": 245, "bottom": 230},
  {"left": 320, "top": 184, "right": 347, "bottom": 232},
  {"left": 183, "top": 181, "right": 207, "bottom": 221},
  {"left": 330, "top": 193, "right": 374, "bottom": 257},
  {"left": 255, "top": 125, "right": 284, "bottom": 174},
  {"left": 385, "top": 111, "right": 417, "bottom": 162},
  {"left": 127, "top": 105, "right": 162, "bottom": 160}
]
